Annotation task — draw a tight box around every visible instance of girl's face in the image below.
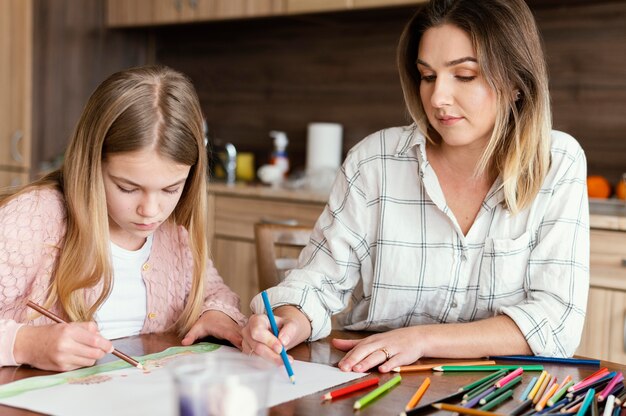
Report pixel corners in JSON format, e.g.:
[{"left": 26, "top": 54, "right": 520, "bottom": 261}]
[
  {"left": 417, "top": 24, "right": 498, "bottom": 152},
  {"left": 102, "top": 148, "right": 191, "bottom": 250}
]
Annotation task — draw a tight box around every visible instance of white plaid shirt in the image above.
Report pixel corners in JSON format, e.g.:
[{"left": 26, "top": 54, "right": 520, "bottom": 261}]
[{"left": 252, "top": 125, "right": 589, "bottom": 357}]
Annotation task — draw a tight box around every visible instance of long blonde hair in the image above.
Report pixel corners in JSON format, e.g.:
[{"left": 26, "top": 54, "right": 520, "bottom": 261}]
[
  {"left": 2, "top": 66, "right": 208, "bottom": 335},
  {"left": 397, "top": 0, "right": 552, "bottom": 213}
]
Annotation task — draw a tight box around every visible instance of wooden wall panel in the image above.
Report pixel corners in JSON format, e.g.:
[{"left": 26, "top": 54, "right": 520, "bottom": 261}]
[
  {"left": 154, "top": 2, "right": 626, "bottom": 182},
  {"left": 32, "top": 0, "right": 149, "bottom": 174}
]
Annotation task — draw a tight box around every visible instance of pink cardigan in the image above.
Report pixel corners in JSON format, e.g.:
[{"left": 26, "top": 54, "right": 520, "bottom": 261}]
[{"left": 0, "top": 188, "right": 246, "bottom": 366}]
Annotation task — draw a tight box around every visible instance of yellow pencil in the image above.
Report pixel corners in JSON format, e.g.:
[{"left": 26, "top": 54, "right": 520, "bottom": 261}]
[
  {"left": 405, "top": 377, "right": 430, "bottom": 410},
  {"left": 532, "top": 373, "right": 551, "bottom": 404},
  {"left": 527, "top": 370, "right": 547, "bottom": 400}
]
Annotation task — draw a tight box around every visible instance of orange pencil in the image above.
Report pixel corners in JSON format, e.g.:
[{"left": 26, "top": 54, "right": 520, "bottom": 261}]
[
  {"left": 535, "top": 382, "right": 559, "bottom": 411},
  {"left": 322, "top": 377, "right": 380, "bottom": 400},
  {"left": 405, "top": 377, "right": 430, "bottom": 410},
  {"left": 431, "top": 402, "right": 505, "bottom": 415},
  {"left": 26, "top": 300, "right": 143, "bottom": 370},
  {"left": 392, "top": 360, "right": 496, "bottom": 373}
]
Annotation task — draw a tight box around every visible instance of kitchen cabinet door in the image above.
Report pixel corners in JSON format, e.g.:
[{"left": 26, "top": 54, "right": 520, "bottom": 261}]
[
  {"left": 286, "top": 0, "right": 347, "bottom": 14},
  {"left": 0, "top": 0, "right": 32, "bottom": 174},
  {"left": 577, "top": 287, "right": 612, "bottom": 360}
]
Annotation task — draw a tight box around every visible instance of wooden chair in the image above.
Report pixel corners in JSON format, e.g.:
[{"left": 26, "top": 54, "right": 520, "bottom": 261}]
[{"left": 254, "top": 223, "right": 313, "bottom": 291}]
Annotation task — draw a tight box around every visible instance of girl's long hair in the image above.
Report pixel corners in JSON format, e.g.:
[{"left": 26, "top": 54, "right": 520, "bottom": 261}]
[
  {"left": 397, "top": 0, "right": 552, "bottom": 213},
  {"left": 3, "top": 66, "right": 208, "bottom": 335}
]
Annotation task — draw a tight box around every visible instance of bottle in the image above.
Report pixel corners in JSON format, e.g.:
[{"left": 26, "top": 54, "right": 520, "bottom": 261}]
[{"left": 269, "top": 130, "right": 289, "bottom": 177}]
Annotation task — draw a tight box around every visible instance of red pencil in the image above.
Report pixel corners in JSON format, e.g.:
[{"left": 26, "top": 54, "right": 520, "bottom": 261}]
[{"left": 322, "top": 377, "right": 380, "bottom": 400}]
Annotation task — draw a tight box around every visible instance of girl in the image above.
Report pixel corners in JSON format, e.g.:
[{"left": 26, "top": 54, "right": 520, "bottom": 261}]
[{"left": 0, "top": 66, "right": 246, "bottom": 371}]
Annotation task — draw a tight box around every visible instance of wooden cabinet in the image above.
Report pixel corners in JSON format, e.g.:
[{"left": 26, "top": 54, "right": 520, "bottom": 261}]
[
  {"left": 107, "top": 0, "right": 285, "bottom": 27},
  {"left": 207, "top": 184, "right": 326, "bottom": 314},
  {"left": 107, "top": 0, "right": 426, "bottom": 26},
  {"left": 0, "top": 0, "right": 32, "bottom": 188},
  {"left": 576, "top": 228, "right": 626, "bottom": 362}
]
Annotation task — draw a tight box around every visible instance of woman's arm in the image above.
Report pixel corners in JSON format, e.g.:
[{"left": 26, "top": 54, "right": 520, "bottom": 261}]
[{"left": 334, "top": 315, "right": 530, "bottom": 372}]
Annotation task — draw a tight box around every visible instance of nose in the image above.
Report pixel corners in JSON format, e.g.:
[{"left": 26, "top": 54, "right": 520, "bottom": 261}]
[
  {"left": 430, "top": 77, "right": 453, "bottom": 108},
  {"left": 137, "top": 192, "right": 160, "bottom": 218}
]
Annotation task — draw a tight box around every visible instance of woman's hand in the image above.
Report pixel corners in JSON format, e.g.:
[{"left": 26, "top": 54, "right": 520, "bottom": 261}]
[
  {"left": 181, "top": 310, "right": 243, "bottom": 349},
  {"left": 13, "top": 322, "right": 113, "bottom": 372},
  {"left": 333, "top": 326, "right": 424, "bottom": 373},
  {"left": 241, "top": 305, "right": 311, "bottom": 366}
]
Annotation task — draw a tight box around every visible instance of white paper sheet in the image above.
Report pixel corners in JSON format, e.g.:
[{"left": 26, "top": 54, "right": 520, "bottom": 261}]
[{"left": 0, "top": 343, "right": 366, "bottom": 416}]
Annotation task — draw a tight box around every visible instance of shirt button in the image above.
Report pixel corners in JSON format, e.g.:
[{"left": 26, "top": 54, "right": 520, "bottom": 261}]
[
  {"left": 451, "top": 300, "right": 458, "bottom": 308},
  {"left": 461, "top": 254, "right": 467, "bottom": 261},
  {"left": 142, "top": 263, "right": 150, "bottom": 271},
  {"left": 148, "top": 312, "right": 157, "bottom": 319}
]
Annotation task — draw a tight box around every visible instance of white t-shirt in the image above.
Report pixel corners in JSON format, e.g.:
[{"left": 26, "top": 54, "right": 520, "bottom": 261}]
[{"left": 96, "top": 236, "right": 151, "bottom": 340}]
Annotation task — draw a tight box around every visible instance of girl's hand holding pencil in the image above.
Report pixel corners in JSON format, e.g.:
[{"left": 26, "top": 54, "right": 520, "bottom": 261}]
[{"left": 16, "top": 302, "right": 116, "bottom": 372}]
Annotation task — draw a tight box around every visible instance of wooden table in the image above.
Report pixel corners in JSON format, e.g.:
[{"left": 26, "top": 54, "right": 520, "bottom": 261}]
[{"left": 1, "top": 330, "right": 624, "bottom": 415}]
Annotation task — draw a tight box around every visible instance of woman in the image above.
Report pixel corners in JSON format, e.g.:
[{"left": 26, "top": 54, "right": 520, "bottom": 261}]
[
  {"left": 242, "top": 0, "right": 589, "bottom": 373},
  {"left": 0, "top": 66, "right": 245, "bottom": 371}
]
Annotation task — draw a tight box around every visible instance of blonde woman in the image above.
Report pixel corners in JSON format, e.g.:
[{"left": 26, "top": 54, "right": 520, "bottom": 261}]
[
  {"left": 0, "top": 66, "right": 245, "bottom": 371},
  {"left": 243, "top": 0, "right": 589, "bottom": 373}
]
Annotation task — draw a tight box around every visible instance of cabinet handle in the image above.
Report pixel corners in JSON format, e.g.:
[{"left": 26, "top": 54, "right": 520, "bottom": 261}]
[
  {"left": 10, "top": 130, "right": 24, "bottom": 163},
  {"left": 174, "top": 0, "right": 183, "bottom": 12},
  {"left": 259, "top": 217, "right": 299, "bottom": 226},
  {"left": 188, "top": 0, "right": 197, "bottom": 8},
  {"left": 621, "top": 259, "right": 626, "bottom": 267}
]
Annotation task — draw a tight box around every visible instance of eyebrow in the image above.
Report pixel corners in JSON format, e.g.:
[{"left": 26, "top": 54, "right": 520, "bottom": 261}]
[
  {"left": 111, "top": 176, "right": 188, "bottom": 189},
  {"left": 416, "top": 56, "right": 478, "bottom": 68}
]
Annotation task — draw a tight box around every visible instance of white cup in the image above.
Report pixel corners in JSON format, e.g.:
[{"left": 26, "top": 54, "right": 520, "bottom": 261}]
[{"left": 170, "top": 353, "right": 275, "bottom": 416}]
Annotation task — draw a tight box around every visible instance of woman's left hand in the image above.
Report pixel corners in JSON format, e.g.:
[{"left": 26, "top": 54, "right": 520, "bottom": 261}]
[
  {"left": 181, "top": 310, "right": 243, "bottom": 349},
  {"left": 333, "top": 327, "right": 424, "bottom": 373}
]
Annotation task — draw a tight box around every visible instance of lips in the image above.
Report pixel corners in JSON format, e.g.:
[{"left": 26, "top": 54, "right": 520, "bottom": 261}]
[
  {"left": 134, "top": 222, "right": 159, "bottom": 231},
  {"left": 436, "top": 115, "right": 463, "bottom": 126}
]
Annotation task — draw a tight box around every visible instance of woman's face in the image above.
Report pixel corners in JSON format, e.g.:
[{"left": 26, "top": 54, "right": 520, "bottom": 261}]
[
  {"left": 102, "top": 148, "right": 191, "bottom": 250},
  {"left": 417, "top": 23, "right": 498, "bottom": 151}
]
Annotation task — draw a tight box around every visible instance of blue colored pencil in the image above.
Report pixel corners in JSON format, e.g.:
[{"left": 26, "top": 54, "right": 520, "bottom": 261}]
[
  {"left": 520, "top": 376, "right": 538, "bottom": 400},
  {"left": 491, "top": 355, "right": 600, "bottom": 366},
  {"left": 261, "top": 291, "right": 296, "bottom": 384}
]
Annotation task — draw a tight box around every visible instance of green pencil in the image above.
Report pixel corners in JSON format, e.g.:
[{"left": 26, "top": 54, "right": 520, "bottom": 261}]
[
  {"left": 479, "top": 389, "right": 514, "bottom": 411},
  {"left": 479, "top": 375, "right": 523, "bottom": 405},
  {"left": 460, "top": 369, "right": 508, "bottom": 394},
  {"left": 353, "top": 375, "right": 402, "bottom": 410},
  {"left": 433, "top": 365, "right": 543, "bottom": 372}
]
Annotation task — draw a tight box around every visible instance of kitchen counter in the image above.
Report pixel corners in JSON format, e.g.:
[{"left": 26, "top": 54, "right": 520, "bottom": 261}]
[
  {"left": 207, "top": 181, "right": 330, "bottom": 204},
  {"left": 209, "top": 183, "right": 626, "bottom": 232}
]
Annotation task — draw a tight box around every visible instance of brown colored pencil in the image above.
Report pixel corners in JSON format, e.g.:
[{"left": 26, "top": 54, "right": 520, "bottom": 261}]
[
  {"left": 392, "top": 360, "right": 497, "bottom": 373},
  {"left": 26, "top": 300, "right": 143, "bottom": 370}
]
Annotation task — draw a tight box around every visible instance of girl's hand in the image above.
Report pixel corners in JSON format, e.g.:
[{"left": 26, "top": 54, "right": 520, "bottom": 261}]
[
  {"left": 14, "top": 322, "right": 113, "bottom": 372},
  {"left": 333, "top": 326, "right": 424, "bottom": 373},
  {"left": 181, "top": 310, "right": 243, "bottom": 349},
  {"left": 241, "top": 305, "right": 310, "bottom": 366}
]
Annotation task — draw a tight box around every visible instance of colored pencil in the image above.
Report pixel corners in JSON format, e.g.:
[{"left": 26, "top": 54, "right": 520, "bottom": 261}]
[
  {"left": 405, "top": 377, "right": 430, "bottom": 410},
  {"left": 322, "top": 377, "right": 380, "bottom": 400},
  {"left": 400, "top": 389, "right": 467, "bottom": 415},
  {"left": 479, "top": 376, "right": 522, "bottom": 405},
  {"left": 535, "top": 382, "right": 559, "bottom": 411},
  {"left": 26, "top": 300, "right": 143, "bottom": 370},
  {"left": 532, "top": 373, "right": 551, "bottom": 404},
  {"left": 569, "top": 372, "right": 616, "bottom": 396},
  {"left": 570, "top": 368, "right": 610, "bottom": 391},
  {"left": 604, "top": 395, "right": 616, "bottom": 416},
  {"left": 509, "top": 398, "right": 533, "bottom": 415},
  {"left": 491, "top": 355, "right": 601, "bottom": 366},
  {"left": 433, "top": 365, "right": 543, "bottom": 372},
  {"left": 519, "top": 376, "right": 538, "bottom": 401},
  {"left": 576, "top": 388, "right": 596, "bottom": 416},
  {"left": 495, "top": 367, "right": 523, "bottom": 388},
  {"left": 479, "top": 389, "right": 514, "bottom": 411},
  {"left": 599, "top": 372, "right": 624, "bottom": 402},
  {"left": 261, "top": 291, "right": 295, "bottom": 384},
  {"left": 431, "top": 402, "right": 506, "bottom": 415},
  {"left": 464, "top": 386, "right": 496, "bottom": 408},
  {"left": 464, "top": 381, "right": 497, "bottom": 402},
  {"left": 392, "top": 360, "right": 496, "bottom": 372},
  {"left": 353, "top": 375, "right": 401, "bottom": 410},
  {"left": 528, "top": 370, "right": 547, "bottom": 400},
  {"left": 460, "top": 369, "right": 508, "bottom": 393},
  {"left": 547, "top": 379, "right": 574, "bottom": 407}
]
